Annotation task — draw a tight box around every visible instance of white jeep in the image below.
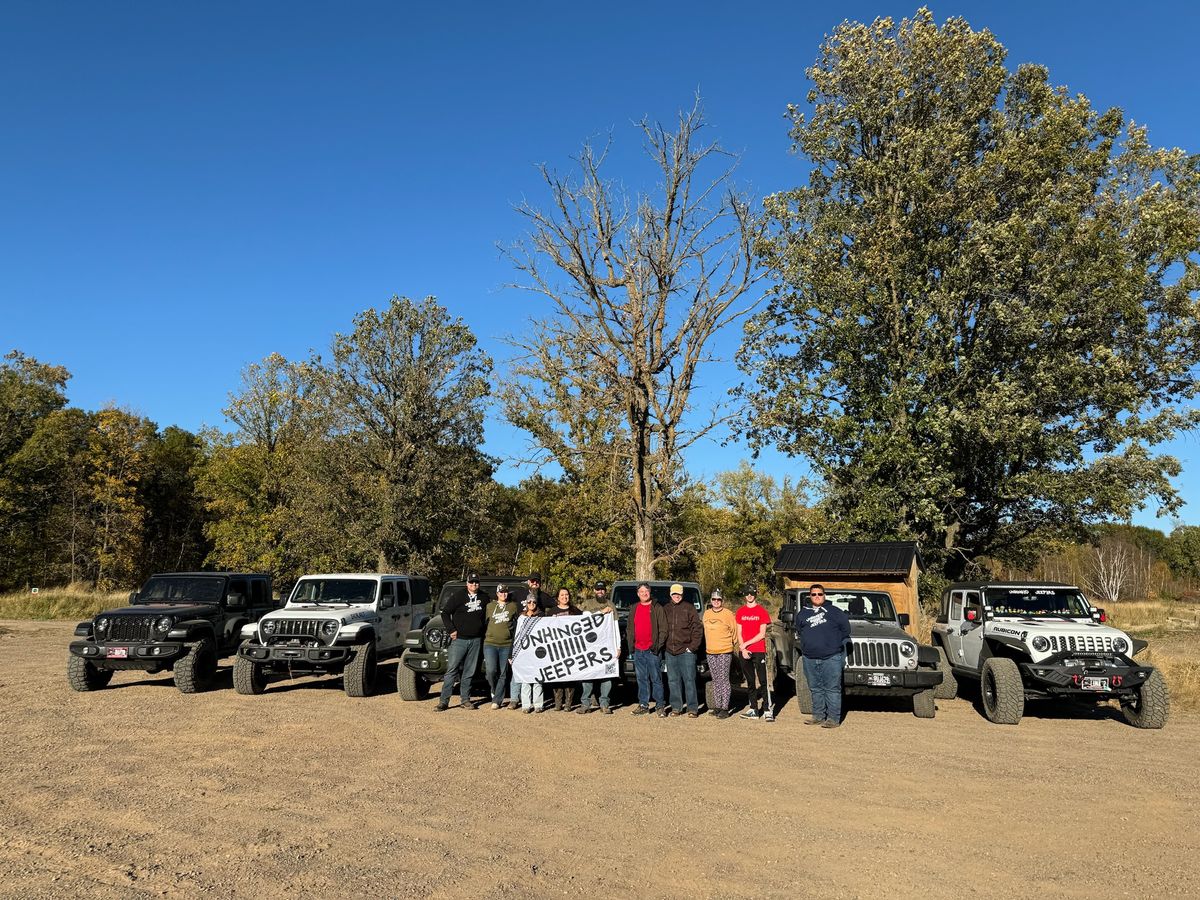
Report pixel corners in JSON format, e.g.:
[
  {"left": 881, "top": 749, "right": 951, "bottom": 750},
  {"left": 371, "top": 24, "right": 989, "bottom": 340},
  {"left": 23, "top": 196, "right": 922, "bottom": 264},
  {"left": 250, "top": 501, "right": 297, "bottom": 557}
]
[
  {"left": 234, "top": 573, "right": 430, "bottom": 697},
  {"left": 931, "top": 581, "right": 1168, "bottom": 728}
]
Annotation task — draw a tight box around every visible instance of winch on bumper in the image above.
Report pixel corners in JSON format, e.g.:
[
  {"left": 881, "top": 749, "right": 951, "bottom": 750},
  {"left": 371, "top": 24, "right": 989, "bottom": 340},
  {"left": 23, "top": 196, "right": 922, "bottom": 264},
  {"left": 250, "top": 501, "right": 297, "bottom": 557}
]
[
  {"left": 237, "top": 642, "right": 356, "bottom": 665},
  {"left": 1019, "top": 657, "right": 1154, "bottom": 696}
]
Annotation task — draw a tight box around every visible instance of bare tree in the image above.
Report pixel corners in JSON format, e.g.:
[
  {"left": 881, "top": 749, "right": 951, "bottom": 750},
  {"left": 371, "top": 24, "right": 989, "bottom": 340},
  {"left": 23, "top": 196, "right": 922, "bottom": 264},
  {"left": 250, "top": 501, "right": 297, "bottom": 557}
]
[
  {"left": 503, "top": 101, "right": 761, "bottom": 579},
  {"left": 1086, "top": 537, "right": 1134, "bottom": 604}
]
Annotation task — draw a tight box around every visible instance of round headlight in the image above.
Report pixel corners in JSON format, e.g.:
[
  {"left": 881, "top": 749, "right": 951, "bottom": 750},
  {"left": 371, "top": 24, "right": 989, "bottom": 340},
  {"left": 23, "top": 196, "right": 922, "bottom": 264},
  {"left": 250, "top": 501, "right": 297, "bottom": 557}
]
[
  {"left": 321, "top": 620, "right": 339, "bottom": 637},
  {"left": 426, "top": 628, "right": 445, "bottom": 648},
  {"left": 1113, "top": 637, "right": 1129, "bottom": 654},
  {"left": 1031, "top": 635, "right": 1050, "bottom": 653},
  {"left": 899, "top": 643, "right": 915, "bottom": 657},
  {"left": 261, "top": 620, "right": 277, "bottom": 636},
  {"left": 155, "top": 616, "right": 173, "bottom": 632},
  {"left": 95, "top": 617, "right": 109, "bottom": 632}
]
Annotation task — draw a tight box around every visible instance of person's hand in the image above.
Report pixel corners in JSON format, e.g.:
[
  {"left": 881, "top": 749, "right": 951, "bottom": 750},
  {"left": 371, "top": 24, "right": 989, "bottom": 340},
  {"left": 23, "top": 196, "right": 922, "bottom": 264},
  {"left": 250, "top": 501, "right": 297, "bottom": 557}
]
[{"left": 741, "top": 649, "right": 750, "bottom": 659}]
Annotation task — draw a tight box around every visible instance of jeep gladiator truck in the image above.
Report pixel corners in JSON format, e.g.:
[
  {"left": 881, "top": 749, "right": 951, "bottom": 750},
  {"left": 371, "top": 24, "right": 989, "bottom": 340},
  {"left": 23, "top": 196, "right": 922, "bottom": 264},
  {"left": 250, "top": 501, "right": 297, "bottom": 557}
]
[
  {"left": 930, "top": 582, "right": 1168, "bottom": 728},
  {"left": 770, "top": 587, "right": 943, "bottom": 718},
  {"left": 68, "top": 572, "right": 274, "bottom": 693},
  {"left": 235, "top": 573, "right": 430, "bottom": 697}
]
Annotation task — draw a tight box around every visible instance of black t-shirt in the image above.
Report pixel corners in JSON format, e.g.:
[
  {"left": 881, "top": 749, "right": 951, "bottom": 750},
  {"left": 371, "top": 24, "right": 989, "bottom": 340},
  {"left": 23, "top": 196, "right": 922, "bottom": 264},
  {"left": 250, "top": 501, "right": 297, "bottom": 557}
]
[{"left": 441, "top": 588, "right": 488, "bottom": 639}]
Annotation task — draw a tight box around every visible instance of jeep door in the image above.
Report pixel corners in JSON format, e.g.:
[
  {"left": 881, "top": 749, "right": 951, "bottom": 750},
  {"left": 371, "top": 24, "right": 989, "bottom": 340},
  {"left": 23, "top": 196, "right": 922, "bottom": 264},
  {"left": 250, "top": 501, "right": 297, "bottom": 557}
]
[
  {"left": 378, "top": 581, "right": 402, "bottom": 653},
  {"left": 945, "top": 589, "right": 985, "bottom": 672},
  {"left": 391, "top": 578, "right": 414, "bottom": 647}
]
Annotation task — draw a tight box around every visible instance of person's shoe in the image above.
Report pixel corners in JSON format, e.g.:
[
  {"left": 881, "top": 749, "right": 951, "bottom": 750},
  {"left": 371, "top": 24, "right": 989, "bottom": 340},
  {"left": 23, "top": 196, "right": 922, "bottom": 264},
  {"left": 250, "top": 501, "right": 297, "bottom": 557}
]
[
  {"left": 687, "top": 710, "right": 700, "bottom": 718},
  {"left": 434, "top": 703, "right": 449, "bottom": 712},
  {"left": 602, "top": 706, "right": 614, "bottom": 715},
  {"left": 763, "top": 710, "right": 775, "bottom": 722},
  {"left": 534, "top": 706, "right": 545, "bottom": 713},
  {"left": 803, "top": 717, "right": 822, "bottom": 725},
  {"left": 523, "top": 706, "right": 534, "bottom": 714},
  {"left": 714, "top": 709, "right": 730, "bottom": 720},
  {"left": 490, "top": 702, "right": 500, "bottom": 710},
  {"left": 576, "top": 705, "right": 591, "bottom": 715},
  {"left": 740, "top": 709, "right": 759, "bottom": 719},
  {"left": 821, "top": 718, "right": 841, "bottom": 728},
  {"left": 658, "top": 708, "right": 671, "bottom": 718},
  {"left": 632, "top": 705, "right": 649, "bottom": 716},
  {"left": 461, "top": 701, "right": 476, "bottom": 710}
]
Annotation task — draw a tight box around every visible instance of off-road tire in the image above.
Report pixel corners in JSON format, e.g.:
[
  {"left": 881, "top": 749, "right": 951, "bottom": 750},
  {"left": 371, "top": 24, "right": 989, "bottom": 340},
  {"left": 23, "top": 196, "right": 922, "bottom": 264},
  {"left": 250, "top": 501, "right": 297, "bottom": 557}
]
[
  {"left": 344, "top": 641, "right": 377, "bottom": 697},
  {"left": 1121, "top": 668, "right": 1170, "bottom": 729},
  {"left": 793, "top": 655, "right": 813, "bottom": 715},
  {"left": 397, "top": 653, "right": 427, "bottom": 701},
  {"left": 981, "top": 656, "right": 1024, "bottom": 725},
  {"left": 933, "top": 645, "right": 958, "bottom": 700},
  {"left": 233, "top": 654, "right": 267, "bottom": 695},
  {"left": 704, "top": 679, "right": 716, "bottom": 712},
  {"left": 912, "top": 687, "right": 936, "bottom": 718},
  {"left": 67, "top": 655, "right": 114, "bottom": 692},
  {"left": 174, "top": 637, "right": 218, "bottom": 694}
]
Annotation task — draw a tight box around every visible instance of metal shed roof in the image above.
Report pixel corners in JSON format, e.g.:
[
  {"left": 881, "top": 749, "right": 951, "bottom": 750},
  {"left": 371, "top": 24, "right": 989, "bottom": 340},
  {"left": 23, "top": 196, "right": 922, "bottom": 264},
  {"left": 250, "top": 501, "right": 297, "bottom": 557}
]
[{"left": 773, "top": 541, "right": 923, "bottom": 576}]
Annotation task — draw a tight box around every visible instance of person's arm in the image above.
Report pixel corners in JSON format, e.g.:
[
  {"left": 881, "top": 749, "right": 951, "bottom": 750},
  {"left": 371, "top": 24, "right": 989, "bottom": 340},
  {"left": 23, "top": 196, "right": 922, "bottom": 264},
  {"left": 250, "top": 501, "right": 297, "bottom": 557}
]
[
  {"left": 441, "top": 593, "right": 462, "bottom": 639},
  {"left": 838, "top": 608, "right": 852, "bottom": 646},
  {"left": 688, "top": 607, "right": 703, "bottom": 653}
]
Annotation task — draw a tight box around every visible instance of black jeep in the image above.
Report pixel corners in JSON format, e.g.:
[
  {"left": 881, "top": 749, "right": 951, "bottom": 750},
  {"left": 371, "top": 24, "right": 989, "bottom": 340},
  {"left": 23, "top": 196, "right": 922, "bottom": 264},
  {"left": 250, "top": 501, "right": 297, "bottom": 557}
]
[{"left": 68, "top": 572, "right": 274, "bottom": 693}]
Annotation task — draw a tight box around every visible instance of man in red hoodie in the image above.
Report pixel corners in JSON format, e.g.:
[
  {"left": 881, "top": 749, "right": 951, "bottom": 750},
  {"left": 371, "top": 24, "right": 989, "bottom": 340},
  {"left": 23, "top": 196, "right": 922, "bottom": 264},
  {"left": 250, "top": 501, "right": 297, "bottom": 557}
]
[{"left": 625, "top": 582, "right": 667, "bottom": 716}]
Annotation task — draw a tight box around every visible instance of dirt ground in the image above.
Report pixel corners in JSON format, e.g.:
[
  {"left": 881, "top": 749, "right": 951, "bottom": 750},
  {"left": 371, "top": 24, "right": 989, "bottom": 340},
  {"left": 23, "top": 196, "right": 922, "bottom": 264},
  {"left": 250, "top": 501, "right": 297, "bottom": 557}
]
[{"left": 2, "top": 620, "right": 1198, "bottom": 899}]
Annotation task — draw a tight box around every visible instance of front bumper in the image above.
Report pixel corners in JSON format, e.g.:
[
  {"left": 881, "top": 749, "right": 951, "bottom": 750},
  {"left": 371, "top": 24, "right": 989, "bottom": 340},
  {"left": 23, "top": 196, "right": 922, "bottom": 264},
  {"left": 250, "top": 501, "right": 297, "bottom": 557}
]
[
  {"left": 70, "top": 639, "right": 186, "bottom": 664},
  {"left": 401, "top": 648, "right": 448, "bottom": 677},
  {"left": 238, "top": 643, "right": 354, "bottom": 666},
  {"left": 844, "top": 668, "right": 942, "bottom": 691},
  {"left": 1019, "top": 660, "right": 1153, "bottom": 696}
]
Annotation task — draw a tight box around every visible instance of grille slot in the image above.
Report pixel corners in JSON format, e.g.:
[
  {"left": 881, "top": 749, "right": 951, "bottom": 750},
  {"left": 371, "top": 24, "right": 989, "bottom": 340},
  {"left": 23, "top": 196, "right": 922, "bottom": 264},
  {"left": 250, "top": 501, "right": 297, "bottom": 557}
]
[
  {"left": 846, "top": 639, "right": 900, "bottom": 669},
  {"left": 106, "top": 616, "right": 156, "bottom": 642}
]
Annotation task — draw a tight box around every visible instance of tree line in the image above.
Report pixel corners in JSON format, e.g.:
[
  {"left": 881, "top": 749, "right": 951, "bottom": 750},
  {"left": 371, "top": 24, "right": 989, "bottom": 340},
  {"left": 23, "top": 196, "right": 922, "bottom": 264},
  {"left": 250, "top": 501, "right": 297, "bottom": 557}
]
[{"left": 3, "top": 10, "right": 1198, "bottom": 598}]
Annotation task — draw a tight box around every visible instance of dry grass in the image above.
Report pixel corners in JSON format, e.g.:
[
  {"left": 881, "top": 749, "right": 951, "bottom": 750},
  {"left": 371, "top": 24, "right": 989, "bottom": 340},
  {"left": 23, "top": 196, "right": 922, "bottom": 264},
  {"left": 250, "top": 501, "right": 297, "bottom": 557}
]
[{"left": 0, "top": 586, "right": 128, "bottom": 621}]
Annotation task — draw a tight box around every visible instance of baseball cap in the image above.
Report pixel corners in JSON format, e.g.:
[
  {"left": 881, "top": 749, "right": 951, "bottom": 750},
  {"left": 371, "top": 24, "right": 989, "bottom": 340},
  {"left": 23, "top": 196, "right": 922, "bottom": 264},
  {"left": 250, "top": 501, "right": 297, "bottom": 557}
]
[
  {"left": 496, "top": 584, "right": 509, "bottom": 594},
  {"left": 594, "top": 580, "right": 607, "bottom": 590},
  {"left": 528, "top": 572, "right": 542, "bottom": 583},
  {"left": 466, "top": 573, "right": 480, "bottom": 582},
  {"left": 670, "top": 583, "right": 683, "bottom": 595},
  {"left": 710, "top": 589, "right": 724, "bottom": 601}
]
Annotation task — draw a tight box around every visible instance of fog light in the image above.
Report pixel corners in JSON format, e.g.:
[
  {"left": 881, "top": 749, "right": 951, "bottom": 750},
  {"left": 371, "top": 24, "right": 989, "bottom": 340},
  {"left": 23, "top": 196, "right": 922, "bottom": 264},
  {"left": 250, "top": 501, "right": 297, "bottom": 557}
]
[{"left": 420, "top": 660, "right": 428, "bottom": 669}]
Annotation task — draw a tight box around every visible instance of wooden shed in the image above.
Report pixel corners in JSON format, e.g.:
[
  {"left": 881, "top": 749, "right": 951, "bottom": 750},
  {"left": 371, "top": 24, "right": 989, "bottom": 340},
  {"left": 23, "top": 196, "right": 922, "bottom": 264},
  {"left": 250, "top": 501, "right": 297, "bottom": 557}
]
[{"left": 774, "top": 541, "right": 924, "bottom": 635}]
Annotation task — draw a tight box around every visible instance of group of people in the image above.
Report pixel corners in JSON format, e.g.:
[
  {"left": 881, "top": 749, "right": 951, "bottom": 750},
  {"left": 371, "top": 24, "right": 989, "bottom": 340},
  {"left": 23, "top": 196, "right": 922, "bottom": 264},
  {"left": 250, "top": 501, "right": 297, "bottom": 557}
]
[{"left": 432, "top": 573, "right": 787, "bottom": 721}]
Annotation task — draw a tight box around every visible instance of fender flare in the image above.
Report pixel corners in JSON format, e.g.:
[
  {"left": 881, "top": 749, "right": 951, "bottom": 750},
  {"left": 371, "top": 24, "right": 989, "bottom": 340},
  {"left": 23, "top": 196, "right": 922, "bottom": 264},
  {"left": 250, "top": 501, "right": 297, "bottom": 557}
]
[{"left": 167, "top": 620, "right": 218, "bottom": 643}]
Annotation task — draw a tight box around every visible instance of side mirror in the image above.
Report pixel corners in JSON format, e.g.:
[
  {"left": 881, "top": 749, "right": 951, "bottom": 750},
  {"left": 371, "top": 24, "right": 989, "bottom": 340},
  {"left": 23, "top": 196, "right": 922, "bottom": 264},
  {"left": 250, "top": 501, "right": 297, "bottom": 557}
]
[
  {"left": 897, "top": 613, "right": 910, "bottom": 627},
  {"left": 1093, "top": 608, "right": 1107, "bottom": 623},
  {"left": 226, "top": 592, "right": 246, "bottom": 610},
  {"left": 965, "top": 609, "right": 977, "bottom": 622}
]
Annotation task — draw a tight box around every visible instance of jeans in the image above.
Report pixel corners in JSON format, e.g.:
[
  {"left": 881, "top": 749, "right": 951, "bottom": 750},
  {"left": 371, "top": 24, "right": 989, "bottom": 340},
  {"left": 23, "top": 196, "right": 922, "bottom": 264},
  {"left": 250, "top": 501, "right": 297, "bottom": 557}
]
[
  {"left": 633, "top": 649, "right": 665, "bottom": 708},
  {"left": 439, "top": 637, "right": 482, "bottom": 706},
  {"left": 803, "top": 652, "right": 845, "bottom": 722},
  {"left": 483, "top": 643, "right": 511, "bottom": 706},
  {"left": 738, "top": 651, "right": 768, "bottom": 713},
  {"left": 520, "top": 681, "right": 544, "bottom": 710},
  {"left": 707, "top": 653, "right": 732, "bottom": 710},
  {"left": 509, "top": 668, "right": 522, "bottom": 705},
  {"left": 665, "top": 649, "right": 699, "bottom": 713},
  {"left": 580, "top": 678, "right": 614, "bottom": 709}
]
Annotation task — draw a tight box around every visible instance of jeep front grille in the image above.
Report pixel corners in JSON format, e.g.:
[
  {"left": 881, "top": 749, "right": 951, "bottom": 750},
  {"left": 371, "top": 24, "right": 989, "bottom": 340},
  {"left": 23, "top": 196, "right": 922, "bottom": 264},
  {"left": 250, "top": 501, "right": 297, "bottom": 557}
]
[
  {"left": 846, "top": 639, "right": 901, "bottom": 669},
  {"left": 106, "top": 616, "right": 156, "bottom": 642},
  {"left": 1046, "top": 634, "right": 1115, "bottom": 655},
  {"left": 266, "top": 618, "right": 328, "bottom": 645}
]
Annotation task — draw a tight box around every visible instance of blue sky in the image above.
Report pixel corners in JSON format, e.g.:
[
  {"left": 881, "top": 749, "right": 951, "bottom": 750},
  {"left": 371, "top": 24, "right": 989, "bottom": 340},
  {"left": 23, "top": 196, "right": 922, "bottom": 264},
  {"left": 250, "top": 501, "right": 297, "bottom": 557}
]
[{"left": 2, "top": 1, "right": 1197, "bottom": 528}]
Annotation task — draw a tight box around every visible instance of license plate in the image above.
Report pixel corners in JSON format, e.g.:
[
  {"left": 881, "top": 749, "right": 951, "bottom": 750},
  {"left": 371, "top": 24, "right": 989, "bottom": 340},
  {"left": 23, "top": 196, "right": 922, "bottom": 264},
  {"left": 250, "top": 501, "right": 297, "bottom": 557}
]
[
  {"left": 1081, "top": 676, "right": 1109, "bottom": 692},
  {"left": 867, "top": 673, "right": 891, "bottom": 687},
  {"left": 106, "top": 647, "right": 128, "bottom": 659}
]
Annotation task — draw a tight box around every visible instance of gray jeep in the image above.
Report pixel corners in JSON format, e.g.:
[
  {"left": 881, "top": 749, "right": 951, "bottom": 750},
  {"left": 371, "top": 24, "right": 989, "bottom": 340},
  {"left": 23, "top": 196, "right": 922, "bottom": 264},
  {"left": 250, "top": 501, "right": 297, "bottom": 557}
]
[
  {"left": 68, "top": 572, "right": 274, "bottom": 693},
  {"left": 771, "top": 587, "right": 943, "bottom": 717}
]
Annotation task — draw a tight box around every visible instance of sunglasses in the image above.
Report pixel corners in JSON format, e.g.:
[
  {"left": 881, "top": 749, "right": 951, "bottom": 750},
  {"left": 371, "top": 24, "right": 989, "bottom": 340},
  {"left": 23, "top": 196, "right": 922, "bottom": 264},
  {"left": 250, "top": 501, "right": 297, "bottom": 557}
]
[{"left": 810, "top": 592, "right": 825, "bottom": 597}]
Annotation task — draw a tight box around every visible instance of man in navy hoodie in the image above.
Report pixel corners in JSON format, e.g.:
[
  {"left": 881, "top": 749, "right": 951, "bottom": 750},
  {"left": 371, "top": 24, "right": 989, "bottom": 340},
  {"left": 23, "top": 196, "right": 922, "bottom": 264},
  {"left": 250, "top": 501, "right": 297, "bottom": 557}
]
[{"left": 795, "top": 583, "right": 851, "bottom": 728}]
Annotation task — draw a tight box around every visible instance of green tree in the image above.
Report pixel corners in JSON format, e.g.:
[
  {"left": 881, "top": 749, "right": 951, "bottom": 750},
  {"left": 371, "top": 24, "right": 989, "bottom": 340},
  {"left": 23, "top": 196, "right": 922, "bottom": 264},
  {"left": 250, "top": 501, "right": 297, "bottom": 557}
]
[
  {"left": 1164, "top": 525, "right": 1200, "bottom": 583},
  {"left": 86, "top": 407, "right": 154, "bottom": 589},
  {"left": 740, "top": 9, "right": 1200, "bottom": 578},
  {"left": 504, "top": 101, "right": 761, "bottom": 580},
  {"left": 139, "top": 426, "right": 210, "bottom": 574}
]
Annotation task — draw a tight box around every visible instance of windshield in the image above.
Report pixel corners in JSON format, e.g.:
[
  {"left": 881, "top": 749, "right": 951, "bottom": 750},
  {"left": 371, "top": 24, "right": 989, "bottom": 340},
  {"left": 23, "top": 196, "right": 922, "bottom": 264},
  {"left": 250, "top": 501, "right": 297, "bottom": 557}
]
[
  {"left": 612, "top": 584, "right": 703, "bottom": 612},
  {"left": 801, "top": 590, "right": 896, "bottom": 622},
  {"left": 984, "top": 587, "right": 1092, "bottom": 618},
  {"left": 290, "top": 578, "right": 378, "bottom": 605},
  {"left": 137, "top": 576, "right": 226, "bottom": 604}
]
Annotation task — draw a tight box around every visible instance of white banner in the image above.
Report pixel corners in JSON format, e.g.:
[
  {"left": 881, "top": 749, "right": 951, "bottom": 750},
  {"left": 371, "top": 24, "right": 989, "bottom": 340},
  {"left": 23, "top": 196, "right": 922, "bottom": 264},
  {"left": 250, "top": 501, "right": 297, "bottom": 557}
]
[{"left": 510, "top": 612, "right": 620, "bottom": 683}]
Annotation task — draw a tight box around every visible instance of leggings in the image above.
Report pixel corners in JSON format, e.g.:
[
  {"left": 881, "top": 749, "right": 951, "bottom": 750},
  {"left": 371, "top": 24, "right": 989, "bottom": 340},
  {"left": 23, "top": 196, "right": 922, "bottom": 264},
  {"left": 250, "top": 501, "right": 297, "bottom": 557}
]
[{"left": 707, "top": 653, "right": 732, "bottom": 710}]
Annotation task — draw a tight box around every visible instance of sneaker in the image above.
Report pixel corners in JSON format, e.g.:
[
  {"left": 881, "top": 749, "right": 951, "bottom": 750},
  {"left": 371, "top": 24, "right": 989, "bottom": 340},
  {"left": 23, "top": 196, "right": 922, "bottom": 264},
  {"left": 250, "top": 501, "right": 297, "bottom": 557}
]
[
  {"left": 511, "top": 703, "right": 525, "bottom": 712},
  {"left": 434, "top": 703, "right": 449, "bottom": 712},
  {"left": 821, "top": 719, "right": 841, "bottom": 729},
  {"left": 602, "top": 706, "right": 614, "bottom": 715},
  {"left": 523, "top": 706, "right": 534, "bottom": 714},
  {"left": 534, "top": 706, "right": 546, "bottom": 713},
  {"left": 490, "top": 703, "right": 500, "bottom": 710},
  {"left": 714, "top": 709, "right": 730, "bottom": 720},
  {"left": 575, "top": 705, "right": 591, "bottom": 715},
  {"left": 687, "top": 711, "right": 700, "bottom": 718},
  {"left": 740, "top": 709, "right": 759, "bottom": 719},
  {"left": 763, "top": 711, "right": 775, "bottom": 722},
  {"left": 658, "top": 709, "right": 671, "bottom": 718},
  {"left": 632, "top": 705, "right": 650, "bottom": 716},
  {"left": 803, "top": 717, "right": 822, "bottom": 725},
  {"left": 460, "top": 701, "right": 476, "bottom": 710}
]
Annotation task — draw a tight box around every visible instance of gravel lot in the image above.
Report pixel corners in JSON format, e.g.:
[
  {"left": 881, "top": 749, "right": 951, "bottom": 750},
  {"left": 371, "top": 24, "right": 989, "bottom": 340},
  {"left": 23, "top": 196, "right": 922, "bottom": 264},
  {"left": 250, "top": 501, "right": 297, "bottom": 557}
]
[{"left": 2, "top": 620, "right": 1198, "bottom": 899}]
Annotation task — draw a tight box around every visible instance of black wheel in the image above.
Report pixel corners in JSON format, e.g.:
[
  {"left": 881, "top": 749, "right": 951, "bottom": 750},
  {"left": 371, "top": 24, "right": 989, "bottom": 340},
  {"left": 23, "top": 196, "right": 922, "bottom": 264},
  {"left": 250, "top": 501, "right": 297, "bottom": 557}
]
[
  {"left": 174, "top": 638, "right": 217, "bottom": 694},
  {"left": 793, "top": 655, "right": 813, "bottom": 715},
  {"left": 1121, "top": 669, "right": 1169, "bottom": 729},
  {"left": 933, "top": 645, "right": 958, "bottom": 700},
  {"left": 233, "top": 653, "right": 267, "bottom": 695},
  {"left": 397, "top": 652, "right": 427, "bottom": 701},
  {"left": 67, "top": 655, "right": 113, "bottom": 692},
  {"left": 912, "top": 687, "right": 936, "bottom": 718},
  {"left": 704, "top": 679, "right": 716, "bottom": 712},
  {"left": 980, "top": 656, "right": 1024, "bottom": 725},
  {"left": 344, "top": 641, "right": 377, "bottom": 697}
]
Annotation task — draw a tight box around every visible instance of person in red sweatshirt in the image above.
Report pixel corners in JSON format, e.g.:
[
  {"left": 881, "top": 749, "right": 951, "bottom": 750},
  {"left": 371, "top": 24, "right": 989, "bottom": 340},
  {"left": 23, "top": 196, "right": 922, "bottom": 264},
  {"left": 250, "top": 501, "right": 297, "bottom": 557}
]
[{"left": 625, "top": 582, "right": 667, "bottom": 715}]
